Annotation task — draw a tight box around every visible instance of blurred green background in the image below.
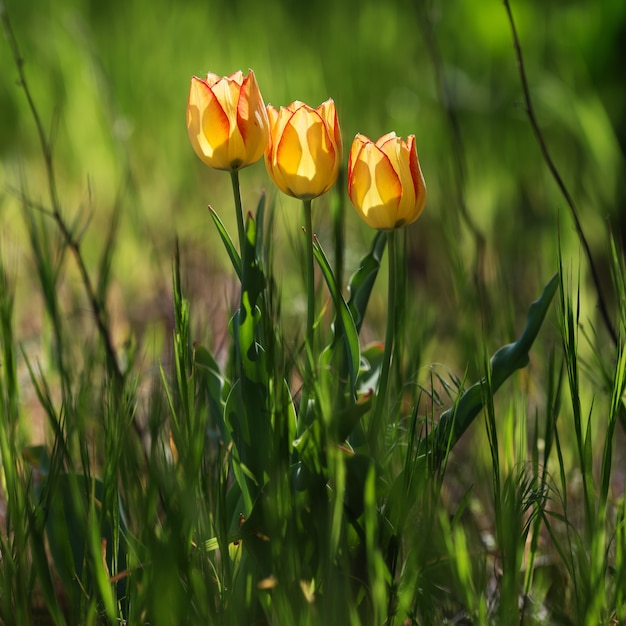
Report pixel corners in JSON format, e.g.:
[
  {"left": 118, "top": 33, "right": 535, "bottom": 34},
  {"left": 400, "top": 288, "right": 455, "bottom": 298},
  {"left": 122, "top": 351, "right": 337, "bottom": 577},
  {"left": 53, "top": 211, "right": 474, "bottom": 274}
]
[{"left": 1, "top": 0, "right": 625, "bottom": 374}]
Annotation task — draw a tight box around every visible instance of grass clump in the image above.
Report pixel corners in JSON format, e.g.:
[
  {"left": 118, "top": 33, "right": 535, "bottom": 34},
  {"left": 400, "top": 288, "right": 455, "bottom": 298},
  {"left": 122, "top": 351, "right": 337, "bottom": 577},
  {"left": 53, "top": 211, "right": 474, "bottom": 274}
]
[{"left": 1, "top": 1, "right": 626, "bottom": 624}]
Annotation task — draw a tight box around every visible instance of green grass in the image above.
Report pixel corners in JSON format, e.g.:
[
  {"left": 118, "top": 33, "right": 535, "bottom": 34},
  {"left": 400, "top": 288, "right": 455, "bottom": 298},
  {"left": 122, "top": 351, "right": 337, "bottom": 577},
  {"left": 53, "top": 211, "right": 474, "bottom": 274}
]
[{"left": 1, "top": 0, "right": 626, "bottom": 624}]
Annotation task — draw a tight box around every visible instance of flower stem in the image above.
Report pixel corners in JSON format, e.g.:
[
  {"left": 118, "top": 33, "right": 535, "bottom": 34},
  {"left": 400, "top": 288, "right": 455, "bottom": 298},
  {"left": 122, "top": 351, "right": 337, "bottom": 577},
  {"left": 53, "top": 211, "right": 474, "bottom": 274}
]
[
  {"left": 303, "top": 200, "right": 315, "bottom": 359},
  {"left": 299, "top": 199, "right": 315, "bottom": 431},
  {"left": 369, "top": 230, "right": 396, "bottom": 455},
  {"left": 230, "top": 169, "right": 246, "bottom": 255}
]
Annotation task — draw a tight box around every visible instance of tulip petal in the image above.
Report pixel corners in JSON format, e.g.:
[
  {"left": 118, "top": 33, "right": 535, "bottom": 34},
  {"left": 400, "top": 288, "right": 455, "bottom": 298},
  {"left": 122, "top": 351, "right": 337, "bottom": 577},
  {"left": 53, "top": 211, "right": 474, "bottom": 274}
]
[
  {"left": 265, "top": 105, "right": 279, "bottom": 165},
  {"left": 408, "top": 136, "right": 427, "bottom": 223},
  {"left": 205, "top": 72, "right": 223, "bottom": 87},
  {"left": 378, "top": 134, "right": 416, "bottom": 226},
  {"left": 187, "top": 76, "right": 231, "bottom": 169},
  {"left": 266, "top": 105, "right": 280, "bottom": 133},
  {"left": 348, "top": 132, "right": 427, "bottom": 230},
  {"left": 274, "top": 120, "right": 304, "bottom": 196},
  {"left": 347, "top": 134, "right": 370, "bottom": 198},
  {"left": 188, "top": 70, "right": 269, "bottom": 170},
  {"left": 392, "top": 134, "right": 426, "bottom": 225},
  {"left": 265, "top": 100, "right": 341, "bottom": 199},
  {"left": 375, "top": 131, "right": 398, "bottom": 147},
  {"left": 378, "top": 134, "right": 426, "bottom": 227},
  {"left": 211, "top": 76, "right": 250, "bottom": 167},
  {"left": 317, "top": 99, "right": 342, "bottom": 162},
  {"left": 227, "top": 70, "right": 244, "bottom": 85},
  {"left": 305, "top": 117, "right": 337, "bottom": 194},
  {"left": 349, "top": 140, "right": 402, "bottom": 230},
  {"left": 236, "top": 70, "right": 269, "bottom": 166},
  {"left": 274, "top": 107, "right": 336, "bottom": 198}
]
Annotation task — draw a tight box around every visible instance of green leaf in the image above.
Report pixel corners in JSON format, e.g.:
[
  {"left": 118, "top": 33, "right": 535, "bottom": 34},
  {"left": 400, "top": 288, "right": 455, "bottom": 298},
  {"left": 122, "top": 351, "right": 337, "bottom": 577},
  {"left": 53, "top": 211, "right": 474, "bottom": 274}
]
[
  {"left": 240, "top": 212, "right": 266, "bottom": 311},
  {"left": 343, "top": 453, "right": 375, "bottom": 519},
  {"left": 293, "top": 420, "right": 326, "bottom": 485},
  {"left": 347, "top": 231, "right": 386, "bottom": 334},
  {"left": 277, "top": 377, "right": 298, "bottom": 452},
  {"left": 426, "top": 272, "right": 559, "bottom": 468},
  {"left": 313, "top": 236, "right": 360, "bottom": 397},
  {"left": 209, "top": 207, "right": 242, "bottom": 280},
  {"left": 193, "top": 343, "right": 230, "bottom": 443},
  {"left": 335, "top": 391, "right": 373, "bottom": 442},
  {"left": 224, "top": 379, "right": 259, "bottom": 508},
  {"left": 357, "top": 341, "right": 385, "bottom": 395},
  {"left": 227, "top": 214, "right": 271, "bottom": 492}
]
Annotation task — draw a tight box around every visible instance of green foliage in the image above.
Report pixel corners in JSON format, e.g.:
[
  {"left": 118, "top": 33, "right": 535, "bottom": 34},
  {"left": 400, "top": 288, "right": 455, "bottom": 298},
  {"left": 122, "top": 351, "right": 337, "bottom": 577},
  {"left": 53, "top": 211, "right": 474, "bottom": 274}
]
[
  {"left": 426, "top": 273, "right": 559, "bottom": 469},
  {"left": 2, "top": 0, "right": 626, "bottom": 624}
]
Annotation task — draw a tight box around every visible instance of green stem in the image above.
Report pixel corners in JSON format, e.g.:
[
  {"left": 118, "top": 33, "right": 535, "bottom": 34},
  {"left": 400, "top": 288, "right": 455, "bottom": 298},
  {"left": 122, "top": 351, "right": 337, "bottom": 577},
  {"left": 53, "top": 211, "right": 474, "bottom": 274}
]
[
  {"left": 230, "top": 169, "right": 246, "bottom": 255},
  {"left": 304, "top": 200, "right": 315, "bottom": 360},
  {"left": 299, "top": 199, "right": 315, "bottom": 431},
  {"left": 369, "top": 230, "right": 397, "bottom": 455}
]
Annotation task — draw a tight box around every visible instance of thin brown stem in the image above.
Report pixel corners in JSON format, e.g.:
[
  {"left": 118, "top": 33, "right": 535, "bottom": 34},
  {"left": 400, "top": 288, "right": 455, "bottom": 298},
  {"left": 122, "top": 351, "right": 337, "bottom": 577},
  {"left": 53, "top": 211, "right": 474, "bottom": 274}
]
[
  {"left": 2, "top": 8, "right": 124, "bottom": 384},
  {"left": 2, "top": 9, "right": 149, "bottom": 451},
  {"left": 503, "top": 0, "right": 617, "bottom": 346}
]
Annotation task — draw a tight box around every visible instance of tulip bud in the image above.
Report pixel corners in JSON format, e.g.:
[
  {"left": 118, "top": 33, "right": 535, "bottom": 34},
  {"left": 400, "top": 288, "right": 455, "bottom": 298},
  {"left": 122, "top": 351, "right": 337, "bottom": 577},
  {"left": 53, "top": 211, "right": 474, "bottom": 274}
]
[
  {"left": 265, "top": 99, "right": 342, "bottom": 200},
  {"left": 347, "top": 132, "right": 426, "bottom": 230},
  {"left": 187, "top": 69, "right": 270, "bottom": 171}
]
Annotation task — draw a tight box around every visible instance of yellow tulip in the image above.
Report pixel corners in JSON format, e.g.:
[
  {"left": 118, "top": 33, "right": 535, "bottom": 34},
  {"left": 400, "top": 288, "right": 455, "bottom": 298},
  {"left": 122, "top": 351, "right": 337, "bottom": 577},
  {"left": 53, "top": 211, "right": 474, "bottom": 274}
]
[
  {"left": 265, "top": 99, "right": 342, "bottom": 200},
  {"left": 347, "top": 132, "right": 426, "bottom": 230},
  {"left": 187, "top": 69, "right": 270, "bottom": 171}
]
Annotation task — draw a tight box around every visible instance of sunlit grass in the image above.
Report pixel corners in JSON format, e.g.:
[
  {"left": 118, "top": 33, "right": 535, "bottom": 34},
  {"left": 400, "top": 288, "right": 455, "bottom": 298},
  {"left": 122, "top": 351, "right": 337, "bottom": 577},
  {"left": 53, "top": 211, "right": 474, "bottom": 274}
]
[{"left": 1, "top": 0, "right": 626, "bottom": 624}]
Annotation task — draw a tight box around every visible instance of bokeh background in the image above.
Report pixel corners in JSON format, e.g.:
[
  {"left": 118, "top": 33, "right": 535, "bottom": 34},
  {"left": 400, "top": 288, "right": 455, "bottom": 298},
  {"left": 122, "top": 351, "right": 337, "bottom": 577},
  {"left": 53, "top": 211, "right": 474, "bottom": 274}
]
[{"left": 1, "top": 0, "right": 625, "bottom": 406}]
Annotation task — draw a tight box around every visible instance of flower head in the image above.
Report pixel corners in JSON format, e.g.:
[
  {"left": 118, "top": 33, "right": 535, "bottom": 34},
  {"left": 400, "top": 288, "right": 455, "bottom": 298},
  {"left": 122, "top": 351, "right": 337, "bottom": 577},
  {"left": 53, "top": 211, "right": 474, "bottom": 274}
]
[
  {"left": 348, "top": 132, "right": 426, "bottom": 230},
  {"left": 265, "top": 99, "right": 342, "bottom": 200},
  {"left": 187, "top": 69, "right": 269, "bottom": 171}
]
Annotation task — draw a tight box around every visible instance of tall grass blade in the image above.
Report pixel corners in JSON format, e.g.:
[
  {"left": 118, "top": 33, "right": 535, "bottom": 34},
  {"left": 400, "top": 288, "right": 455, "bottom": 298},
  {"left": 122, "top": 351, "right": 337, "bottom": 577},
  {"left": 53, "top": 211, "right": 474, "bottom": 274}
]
[{"left": 209, "top": 206, "right": 242, "bottom": 280}]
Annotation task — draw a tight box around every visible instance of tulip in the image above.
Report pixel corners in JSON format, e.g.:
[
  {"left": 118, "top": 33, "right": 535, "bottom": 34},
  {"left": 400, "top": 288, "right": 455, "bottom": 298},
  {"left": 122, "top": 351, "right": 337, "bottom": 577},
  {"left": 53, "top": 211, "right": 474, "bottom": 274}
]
[
  {"left": 347, "top": 132, "right": 426, "bottom": 230},
  {"left": 265, "top": 99, "right": 342, "bottom": 200},
  {"left": 187, "top": 69, "right": 270, "bottom": 171}
]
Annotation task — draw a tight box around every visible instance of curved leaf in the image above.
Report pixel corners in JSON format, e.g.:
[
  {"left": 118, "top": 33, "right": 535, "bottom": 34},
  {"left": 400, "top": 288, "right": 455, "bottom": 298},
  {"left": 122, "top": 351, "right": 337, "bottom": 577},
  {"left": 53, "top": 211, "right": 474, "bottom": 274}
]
[
  {"left": 313, "top": 236, "right": 360, "bottom": 396},
  {"left": 209, "top": 207, "right": 242, "bottom": 280},
  {"left": 425, "top": 272, "right": 559, "bottom": 468},
  {"left": 347, "top": 231, "right": 386, "bottom": 333}
]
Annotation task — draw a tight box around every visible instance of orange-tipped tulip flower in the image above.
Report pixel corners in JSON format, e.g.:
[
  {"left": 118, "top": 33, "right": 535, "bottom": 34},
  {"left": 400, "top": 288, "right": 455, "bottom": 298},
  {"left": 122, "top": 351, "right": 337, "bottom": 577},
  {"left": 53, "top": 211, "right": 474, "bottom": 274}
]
[
  {"left": 347, "top": 132, "right": 426, "bottom": 230},
  {"left": 187, "top": 70, "right": 270, "bottom": 171},
  {"left": 265, "top": 99, "right": 342, "bottom": 200}
]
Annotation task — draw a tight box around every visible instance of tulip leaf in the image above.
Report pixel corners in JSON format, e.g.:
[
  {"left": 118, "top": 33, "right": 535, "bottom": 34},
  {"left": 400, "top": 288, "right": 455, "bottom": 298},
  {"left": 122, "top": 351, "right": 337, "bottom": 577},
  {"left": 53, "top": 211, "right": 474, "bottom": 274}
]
[
  {"left": 293, "top": 420, "right": 326, "bottom": 482},
  {"left": 224, "top": 381, "right": 255, "bottom": 512},
  {"left": 193, "top": 343, "right": 230, "bottom": 444},
  {"left": 209, "top": 207, "right": 242, "bottom": 280},
  {"left": 343, "top": 453, "right": 375, "bottom": 520},
  {"left": 228, "top": 214, "right": 271, "bottom": 493},
  {"left": 240, "top": 212, "right": 266, "bottom": 312},
  {"left": 335, "top": 390, "right": 373, "bottom": 442},
  {"left": 425, "top": 272, "right": 559, "bottom": 469},
  {"left": 347, "top": 231, "right": 387, "bottom": 334},
  {"left": 357, "top": 342, "right": 385, "bottom": 395},
  {"left": 313, "top": 236, "right": 360, "bottom": 397}
]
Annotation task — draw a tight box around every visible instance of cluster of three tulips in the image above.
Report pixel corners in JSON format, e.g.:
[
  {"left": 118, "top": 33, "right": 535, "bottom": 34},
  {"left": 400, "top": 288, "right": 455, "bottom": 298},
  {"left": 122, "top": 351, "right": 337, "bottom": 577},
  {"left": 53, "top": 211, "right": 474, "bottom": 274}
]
[
  {"left": 187, "top": 69, "right": 427, "bottom": 444},
  {"left": 186, "top": 69, "right": 427, "bottom": 231}
]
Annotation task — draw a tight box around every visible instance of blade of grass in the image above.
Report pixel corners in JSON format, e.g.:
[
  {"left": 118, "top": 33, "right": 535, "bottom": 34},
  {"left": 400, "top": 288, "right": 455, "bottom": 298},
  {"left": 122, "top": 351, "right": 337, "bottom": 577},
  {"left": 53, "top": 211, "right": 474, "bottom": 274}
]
[{"left": 209, "top": 206, "right": 242, "bottom": 280}]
